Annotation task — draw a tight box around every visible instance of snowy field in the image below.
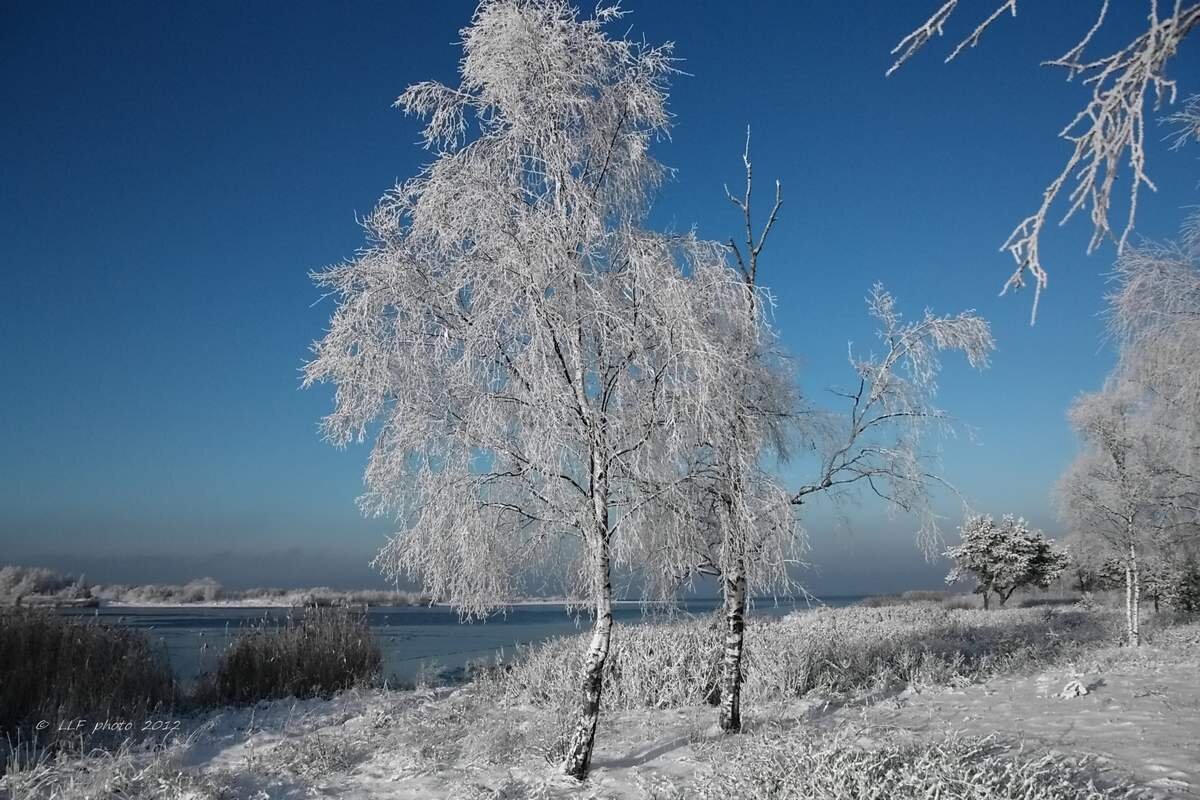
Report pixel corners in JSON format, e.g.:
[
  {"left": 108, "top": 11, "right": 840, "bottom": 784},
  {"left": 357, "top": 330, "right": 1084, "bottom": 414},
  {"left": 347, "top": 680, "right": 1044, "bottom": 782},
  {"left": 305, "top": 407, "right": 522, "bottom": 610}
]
[{"left": 4, "top": 604, "right": 1198, "bottom": 800}]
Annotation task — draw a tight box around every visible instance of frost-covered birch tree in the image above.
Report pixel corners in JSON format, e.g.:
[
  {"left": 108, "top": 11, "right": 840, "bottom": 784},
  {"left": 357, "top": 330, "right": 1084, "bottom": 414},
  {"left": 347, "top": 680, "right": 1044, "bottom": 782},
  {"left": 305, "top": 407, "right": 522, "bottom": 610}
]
[
  {"left": 637, "top": 269, "right": 993, "bottom": 733},
  {"left": 619, "top": 138, "right": 798, "bottom": 736},
  {"left": 626, "top": 132, "right": 993, "bottom": 732},
  {"left": 304, "top": 0, "right": 754, "bottom": 779},
  {"left": 889, "top": 2, "right": 1198, "bottom": 320},
  {"left": 1057, "top": 381, "right": 1192, "bottom": 646},
  {"left": 721, "top": 282, "right": 993, "bottom": 732},
  {"left": 697, "top": 140, "right": 795, "bottom": 736}
]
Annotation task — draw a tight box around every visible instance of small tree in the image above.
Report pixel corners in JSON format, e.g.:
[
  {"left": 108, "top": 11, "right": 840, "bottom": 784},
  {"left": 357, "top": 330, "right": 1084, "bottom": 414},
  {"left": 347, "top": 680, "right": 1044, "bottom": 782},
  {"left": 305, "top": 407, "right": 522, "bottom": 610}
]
[
  {"left": 1096, "top": 556, "right": 1128, "bottom": 592},
  {"left": 945, "top": 514, "right": 1068, "bottom": 609},
  {"left": 1139, "top": 555, "right": 1174, "bottom": 613}
]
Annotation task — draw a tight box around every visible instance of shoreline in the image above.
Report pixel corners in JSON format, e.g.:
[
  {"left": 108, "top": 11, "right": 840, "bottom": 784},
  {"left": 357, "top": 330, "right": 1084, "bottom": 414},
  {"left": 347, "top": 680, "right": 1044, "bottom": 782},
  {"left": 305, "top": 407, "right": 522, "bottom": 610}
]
[{"left": 90, "top": 596, "right": 838, "bottom": 610}]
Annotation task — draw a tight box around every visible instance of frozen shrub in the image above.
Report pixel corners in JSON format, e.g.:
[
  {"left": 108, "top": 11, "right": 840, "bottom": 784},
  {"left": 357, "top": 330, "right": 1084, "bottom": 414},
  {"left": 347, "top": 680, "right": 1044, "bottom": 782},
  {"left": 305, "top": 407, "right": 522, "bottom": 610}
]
[
  {"left": 858, "top": 591, "right": 967, "bottom": 608},
  {"left": 0, "top": 737, "right": 234, "bottom": 799},
  {"left": 1165, "top": 556, "right": 1200, "bottom": 612}
]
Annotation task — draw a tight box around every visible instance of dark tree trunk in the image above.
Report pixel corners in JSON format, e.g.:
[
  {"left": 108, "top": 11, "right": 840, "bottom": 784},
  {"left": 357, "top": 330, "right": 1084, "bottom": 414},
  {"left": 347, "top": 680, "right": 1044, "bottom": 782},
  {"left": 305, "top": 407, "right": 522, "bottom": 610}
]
[{"left": 718, "top": 567, "right": 747, "bottom": 733}]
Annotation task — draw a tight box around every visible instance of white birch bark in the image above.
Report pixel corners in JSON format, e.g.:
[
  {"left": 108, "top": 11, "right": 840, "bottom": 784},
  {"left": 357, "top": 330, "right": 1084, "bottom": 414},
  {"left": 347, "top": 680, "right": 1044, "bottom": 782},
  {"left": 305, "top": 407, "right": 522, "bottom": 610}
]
[
  {"left": 1127, "top": 538, "right": 1141, "bottom": 647},
  {"left": 718, "top": 567, "right": 747, "bottom": 732},
  {"left": 563, "top": 524, "right": 613, "bottom": 779}
]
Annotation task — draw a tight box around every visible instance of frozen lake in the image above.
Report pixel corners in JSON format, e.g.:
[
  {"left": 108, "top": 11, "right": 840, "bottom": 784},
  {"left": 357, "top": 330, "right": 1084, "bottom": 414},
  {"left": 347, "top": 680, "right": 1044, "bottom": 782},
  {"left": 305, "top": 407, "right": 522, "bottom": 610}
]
[{"left": 61, "top": 596, "right": 864, "bottom": 685}]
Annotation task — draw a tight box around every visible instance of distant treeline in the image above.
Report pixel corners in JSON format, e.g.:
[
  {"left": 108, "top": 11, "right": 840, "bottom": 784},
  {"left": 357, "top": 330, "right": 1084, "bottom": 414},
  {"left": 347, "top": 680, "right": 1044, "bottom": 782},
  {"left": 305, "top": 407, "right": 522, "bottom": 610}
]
[{"left": 0, "top": 565, "right": 430, "bottom": 607}]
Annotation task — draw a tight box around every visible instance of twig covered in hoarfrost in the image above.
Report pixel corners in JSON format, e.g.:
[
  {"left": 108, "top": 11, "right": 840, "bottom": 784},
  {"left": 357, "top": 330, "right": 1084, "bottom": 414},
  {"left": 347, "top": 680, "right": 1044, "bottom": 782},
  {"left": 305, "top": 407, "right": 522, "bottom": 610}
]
[
  {"left": 1165, "top": 93, "right": 1200, "bottom": 148},
  {"left": 793, "top": 284, "right": 994, "bottom": 554},
  {"left": 890, "top": 1, "right": 1199, "bottom": 322},
  {"left": 887, "top": 0, "right": 1017, "bottom": 76}
]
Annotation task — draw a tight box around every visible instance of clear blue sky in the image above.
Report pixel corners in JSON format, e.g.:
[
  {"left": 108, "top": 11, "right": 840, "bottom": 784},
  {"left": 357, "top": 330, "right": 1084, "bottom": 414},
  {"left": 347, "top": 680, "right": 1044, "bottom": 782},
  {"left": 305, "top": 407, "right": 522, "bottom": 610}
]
[{"left": 2, "top": 1, "right": 1196, "bottom": 593}]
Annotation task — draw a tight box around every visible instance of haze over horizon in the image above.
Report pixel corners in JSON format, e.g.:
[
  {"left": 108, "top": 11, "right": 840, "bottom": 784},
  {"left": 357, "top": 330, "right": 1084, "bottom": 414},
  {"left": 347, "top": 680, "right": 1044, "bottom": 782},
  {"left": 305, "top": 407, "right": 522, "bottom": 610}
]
[{"left": 3, "top": 1, "right": 1197, "bottom": 595}]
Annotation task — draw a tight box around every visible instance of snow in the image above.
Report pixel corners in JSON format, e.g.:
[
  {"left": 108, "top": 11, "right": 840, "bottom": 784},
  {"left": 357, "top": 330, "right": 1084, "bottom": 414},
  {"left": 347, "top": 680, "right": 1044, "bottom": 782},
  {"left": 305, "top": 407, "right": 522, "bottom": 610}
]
[
  {"left": 81, "top": 636, "right": 1196, "bottom": 799},
  {"left": 839, "top": 650, "right": 1200, "bottom": 798}
]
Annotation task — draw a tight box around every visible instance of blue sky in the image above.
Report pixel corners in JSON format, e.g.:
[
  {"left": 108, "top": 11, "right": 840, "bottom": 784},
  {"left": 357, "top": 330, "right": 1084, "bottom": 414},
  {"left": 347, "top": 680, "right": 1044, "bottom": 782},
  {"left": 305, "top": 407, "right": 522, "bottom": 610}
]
[{"left": 2, "top": 1, "right": 1196, "bottom": 594}]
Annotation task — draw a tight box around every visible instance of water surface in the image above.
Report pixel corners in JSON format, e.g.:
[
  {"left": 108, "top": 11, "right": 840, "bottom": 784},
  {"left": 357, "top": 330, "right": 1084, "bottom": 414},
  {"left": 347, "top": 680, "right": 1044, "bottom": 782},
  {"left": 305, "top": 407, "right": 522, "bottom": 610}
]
[{"left": 63, "top": 596, "right": 864, "bottom": 685}]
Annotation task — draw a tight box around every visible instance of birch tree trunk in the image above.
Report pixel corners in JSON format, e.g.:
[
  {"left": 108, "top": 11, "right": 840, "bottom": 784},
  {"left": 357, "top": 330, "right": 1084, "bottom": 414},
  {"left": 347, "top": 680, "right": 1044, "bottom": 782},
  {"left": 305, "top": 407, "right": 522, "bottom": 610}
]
[
  {"left": 562, "top": 571, "right": 613, "bottom": 780},
  {"left": 718, "top": 565, "right": 748, "bottom": 733},
  {"left": 1127, "top": 540, "right": 1141, "bottom": 647},
  {"left": 563, "top": 446, "right": 614, "bottom": 780},
  {"left": 1124, "top": 560, "right": 1134, "bottom": 646}
]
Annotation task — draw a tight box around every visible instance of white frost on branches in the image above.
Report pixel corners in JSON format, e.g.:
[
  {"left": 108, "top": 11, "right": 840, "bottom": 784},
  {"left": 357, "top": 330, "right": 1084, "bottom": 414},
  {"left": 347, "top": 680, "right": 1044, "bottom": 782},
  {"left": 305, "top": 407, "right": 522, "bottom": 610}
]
[
  {"left": 793, "top": 285, "right": 994, "bottom": 554},
  {"left": 1108, "top": 213, "right": 1200, "bottom": 437},
  {"left": 1166, "top": 93, "right": 1200, "bottom": 148},
  {"left": 1058, "top": 380, "right": 1199, "bottom": 644},
  {"left": 304, "top": 0, "right": 757, "bottom": 778},
  {"left": 890, "top": 1, "right": 1199, "bottom": 322}
]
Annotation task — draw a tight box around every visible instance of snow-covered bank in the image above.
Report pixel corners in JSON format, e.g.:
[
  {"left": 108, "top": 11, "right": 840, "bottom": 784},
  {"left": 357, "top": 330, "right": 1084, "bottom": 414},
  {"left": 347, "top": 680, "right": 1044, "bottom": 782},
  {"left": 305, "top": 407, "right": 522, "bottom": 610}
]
[
  {"left": 4, "top": 609, "right": 1197, "bottom": 799},
  {"left": 7, "top": 642, "right": 1198, "bottom": 799}
]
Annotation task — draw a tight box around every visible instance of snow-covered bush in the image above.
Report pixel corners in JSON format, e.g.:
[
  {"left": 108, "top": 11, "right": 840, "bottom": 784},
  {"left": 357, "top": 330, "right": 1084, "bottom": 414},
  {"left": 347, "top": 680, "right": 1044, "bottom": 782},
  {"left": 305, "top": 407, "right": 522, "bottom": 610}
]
[
  {"left": 857, "top": 590, "right": 964, "bottom": 608},
  {"left": 0, "top": 736, "right": 239, "bottom": 800},
  {"left": 945, "top": 515, "right": 1069, "bottom": 609}
]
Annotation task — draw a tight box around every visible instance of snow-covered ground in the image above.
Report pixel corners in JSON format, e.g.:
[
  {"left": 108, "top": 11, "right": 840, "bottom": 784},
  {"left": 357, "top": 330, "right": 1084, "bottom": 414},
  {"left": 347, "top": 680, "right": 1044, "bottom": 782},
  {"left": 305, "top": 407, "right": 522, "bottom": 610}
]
[
  {"left": 5, "top": 622, "right": 1197, "bottom": 799},
  {"left": 843, "top": 652, "right": 1200, "bottom": 796}
]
